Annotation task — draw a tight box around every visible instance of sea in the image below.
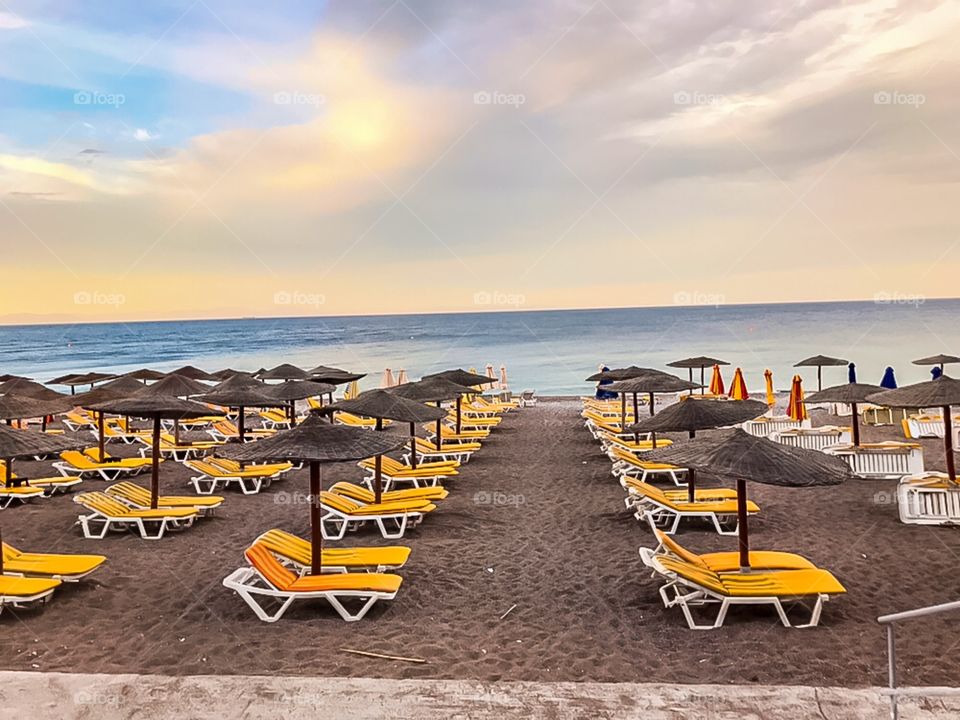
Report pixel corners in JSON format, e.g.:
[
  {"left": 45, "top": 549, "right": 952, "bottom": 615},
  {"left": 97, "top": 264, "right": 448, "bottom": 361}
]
[{"left": 1, "top": 300, "right": 957, "bottom": 395}]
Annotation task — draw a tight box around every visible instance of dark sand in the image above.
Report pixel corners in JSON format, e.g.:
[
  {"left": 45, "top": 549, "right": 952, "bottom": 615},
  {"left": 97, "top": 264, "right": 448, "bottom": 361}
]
[{"left": 2, "top": 400, "right": 959, "bottom": 688}]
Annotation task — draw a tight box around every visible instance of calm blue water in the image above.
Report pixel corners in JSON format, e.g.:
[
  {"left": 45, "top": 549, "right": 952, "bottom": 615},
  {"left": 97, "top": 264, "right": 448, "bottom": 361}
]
[{"left": 1, "top": 301, "right": 957, "bottom": 395}]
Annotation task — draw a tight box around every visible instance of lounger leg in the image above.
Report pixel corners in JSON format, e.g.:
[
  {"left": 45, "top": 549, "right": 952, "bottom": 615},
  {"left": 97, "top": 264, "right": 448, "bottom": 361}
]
[
  {"left": 135, "top": 519, "right": 168, "bottom": 540},
  {"left": 326, "top": 594, "right": 381, "bottom": 622},
  {"left": 234, "top": 586, "right": 296, "bottom": 622},
  {"left": 239, "top": 477, "right": 263, "bottom": 495},
  {"left": 78, "top": 514, "right": 112, "bottom": 539},
  {"left": 375, "top": 515, "right": 409, "bottom": 539},
  {"left": 321, "top": 512, "right": 349, "bottom": 540}
]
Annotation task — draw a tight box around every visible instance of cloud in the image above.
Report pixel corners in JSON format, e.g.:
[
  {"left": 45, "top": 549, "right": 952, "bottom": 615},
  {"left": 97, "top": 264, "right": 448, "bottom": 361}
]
[
  {"left": 133, "top": 128, "right": 157, "bottom": 141},
  {"left": 0, "top": 11, "right": 28, "bottom": 30}
]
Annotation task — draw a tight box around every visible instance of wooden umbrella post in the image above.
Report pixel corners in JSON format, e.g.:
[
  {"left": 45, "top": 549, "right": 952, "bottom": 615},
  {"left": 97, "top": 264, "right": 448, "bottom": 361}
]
[
  {"left": 435, "top": 401, "right": 443, "bottom": 451},
  {"left": 817, "top": 366, "right": 823, "bottom": 392},
  {"left": 98, "top": 411, "right": 105, "bottom": 461},
  {"left": 309, "top": 461, "right": 323, "bottom": 576},
  {"left": 737, "top": 479, "right": 750, "bottom": 570},
  {"left": 456, "top": 395, "right": 462, "bottom": 434},
  {"left": 150, "top": 416, "right": 161, "bottom": 509},
  {"left": 687, "top": 467, "right": 696, "bottom": 503},
  {"left": 632, "top": 393, "right": 640, "bottom": 424},
  {"left": 409, "top": 421, "right": 418, "bottom": 469},
  {"left": 851, "top": 402, "right": 860, "bottom": 447},
  {"left": 3, "top": 457, "right": 11, "bottom": 489},
  {"left": 620, "top": 393, "right": 626, "bottom": 430},
  {"left": 174, "top": 418, "right": 181, "bottom": 447},
  {"left": 648, "top": 392, "right": 655, "bottom": 416},
  {"left": 943, "top": 405, "right": 956, "bottom": 484},
  {"left": 238, "top": 406, "right": 246, "bottom": 443},
  {"left": 688, "top": 368, "right": 694, "bottom": 395},
  {"left": 374, "top": 417, "right": 384, "bottom": 504}
]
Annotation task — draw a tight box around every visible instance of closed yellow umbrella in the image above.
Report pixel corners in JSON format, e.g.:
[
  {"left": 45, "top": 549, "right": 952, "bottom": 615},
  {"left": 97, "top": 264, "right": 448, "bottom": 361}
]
[
  {"left": 728, "top": 368, "right": 748, "bottom": 400},
  {"left": 764, "top": 369, "right": 775, "bottom": 407},
  {"left": 786, "top": 375, "right": 808, "bottom": 421},
  {"left": 708, "top": 364, "right": 725, "bottom": 395},
  {"left": 344, "top": 380, "right": 360, "bottom": 400}
]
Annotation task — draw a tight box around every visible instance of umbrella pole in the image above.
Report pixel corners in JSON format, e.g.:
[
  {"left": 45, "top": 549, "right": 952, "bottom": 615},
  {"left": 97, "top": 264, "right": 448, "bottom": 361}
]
[
  {"left": 632, "top": 393, "right": 639, "bottom": 422},
  {"left": 374, "top": 418, "right": 384, "bottom": 504},
  {"left": 687, "top": 467, "right": 696, "bottom": 503},
  {"left": 688, "top": 368, "right": 693, "bottom": 395},
  {"left": 3, "top": 457, "right": 11, "bottom": 489},
  {"left": 174, "top": 420, "right": 180, "bottom": 447},
  {"left": 737, "top": 479, "right": 751, "bottom": 570},
  {"left": 851, "top": 402, "right": 860, "bottom": 447},
  {"left": 456, "top": 395, "right": 462, "bottom": 434},
  {"left": 817, "top": 366, "right": 822, "bottom": 392},
  {"left": 309, "top": 461, "right": 323, "bottom": 576},
  {"left": 42, "top": 415, "right": 47, "bottom": 432},
  {"left": 436, "top": 401, "right": 443, "bottom": 451},
  {"left": 409, "top": 422, "right": 418, "bottom": 469},
  {"left": 98, "top": 412, "right": 105, "bottom": 461},
  {"left": 649, "top": 392, "right": 655, "bottom": 416},
  {"left": 620, "top": 394, "right": 626, "bottom": 430},
  {"left": 943, "top": 405, "right": 956, "bottom": 484},
  {"left": 700, "top": 367, "right": 705, "bottom": 395},
  {"left": 290, "top": 400, "right": 296, "bottom": 425},
  {"left": 150, "top": 416, "right": 161, "bottom": 509},
  {"left": 238, "top": 406, "right": 245, "bottom": 443}
]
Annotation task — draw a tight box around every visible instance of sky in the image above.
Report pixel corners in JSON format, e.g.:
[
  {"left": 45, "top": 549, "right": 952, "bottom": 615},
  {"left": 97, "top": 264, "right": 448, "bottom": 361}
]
[{"left": 0, "top": 0, "right": 958, "bottom": 323}]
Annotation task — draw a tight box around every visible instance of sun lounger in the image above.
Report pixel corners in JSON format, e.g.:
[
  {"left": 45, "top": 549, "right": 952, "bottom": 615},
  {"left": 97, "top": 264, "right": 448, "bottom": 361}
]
[
  {"left": 319, "top": 491, "right": 435, "bottom": 539},
  {"left": 621, "top": 477, "right": 738, "bottom": 507},
  {"left": 629, "top": 482, "right": 758, "bottom": 535},
  {"left": 447, "top": 414, "right": 500, "bottom": 430},
  {"left": 896, "top": 473, "right": 960, "bottom": 525},
  {"left": 62, "top": 410, "right": 95, "bottom": 431},
  {"left": 254, "top": 529, "right": 411, "bottom": 573},
  {"left": 257, "top": 409, "right": 291, "bottom": 430},
  {"left": 105, "top": 481, "right": 224, "bottom": 516},
  {"left": 207, "top": 419, "right": 275, "bottom": 442},
  {"left": 2, "top": 542, "right": 105, "bottom": 581},
  {"left": 519, "top": 390, "right": 537, "bottom": 407},
  {"left": 646, "top": 555, "right": 845, "bottom": 629},
  {"left": 55, "top": 450, "right": 156, "bottom": 482},
  {"left": 328, "top": 481, "right": 448, "bottom": 505},
  {"left": 185, "top": 459, "right": 287, "bottom": 495},
  {"left": 137, "top": 433, "right": 221, "bottom": 462},
  {"left": 608, "top": 445, "right": 689, "bottom": 485},
  {"left": 3, "top": 473, "right": 82, "bottom": 495},
  {"left": 639, "top": 528, "right": 817, "bottom": 574},
  {"left": 73, "top": 492, "right": 199, "bottom": 540},
  {"left": 0, "top": 485, "right": 45, "bottom": 509},
  {"left": 359, "top": 456, "right": 458, "bottom": 490},
  {"left": 404, "top": 437, "right": 479, "bottom": 464},
  {"left": 0, "top": 575, "right": 61, "bottom": 615},
  {"left": 222, "top": 543, "right": 402, "bottom": 622}
]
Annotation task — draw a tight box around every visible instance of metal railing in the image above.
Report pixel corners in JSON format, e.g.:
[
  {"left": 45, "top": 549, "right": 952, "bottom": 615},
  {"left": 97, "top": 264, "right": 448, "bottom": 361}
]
[{"left": 877, "top": 600, "right": 960, "bottom": 719}]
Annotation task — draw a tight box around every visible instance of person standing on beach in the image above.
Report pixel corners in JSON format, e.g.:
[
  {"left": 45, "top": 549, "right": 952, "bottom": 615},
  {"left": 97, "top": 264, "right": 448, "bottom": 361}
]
[{"left": 595, "top": 364, "right": 617, "bottom": 400}]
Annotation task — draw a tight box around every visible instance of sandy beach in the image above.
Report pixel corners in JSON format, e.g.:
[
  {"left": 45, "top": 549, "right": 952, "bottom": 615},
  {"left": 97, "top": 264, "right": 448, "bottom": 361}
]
[{"left": 1, "top": 398, "right": 958, "bottom": 690}]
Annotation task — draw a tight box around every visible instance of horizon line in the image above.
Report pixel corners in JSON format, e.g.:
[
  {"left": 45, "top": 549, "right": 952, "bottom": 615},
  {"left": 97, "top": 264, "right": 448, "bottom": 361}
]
[{"left": 1, "top": 295, "right": 957, "bottom": 329}]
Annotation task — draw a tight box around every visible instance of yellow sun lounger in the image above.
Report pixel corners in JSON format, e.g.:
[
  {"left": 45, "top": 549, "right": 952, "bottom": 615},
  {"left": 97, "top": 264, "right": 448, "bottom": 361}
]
[
  {"left": 207, "top": 419, "right": 275, "bottom": 442},
  {"left": 0, "top": 575, "right": 61, "bottom": 615},
  {"left": 622, "top": 476, "right": 737, "bottom": 506},
  {"left": 406, "top": 437, "right": 479, "bottom": 464},
  {"left": 329, "top": 481, "right": 448, "bottom": 505},
  {"left": 639, "top": 530, "right": 817, "bottom": 574},
  {"left": 223, "top": 543, "right": 403, "bottom": 622},
  {"left": 254, "top": 529, "right": 411, "bottom": 573},
  {"left": 319, "top": 491, "right": 435, "bottom": 539},
  {"left": 105, "top": 481, "right": 224, "bottom": 516},
  {"left": 609, "top": 445, "right": 688, "bottom": 485},
  {"left": 185, "top": 459, "right": 288, "bottom": 495},
  {"left": 4, "top": 471, "right": 82, "bottom": 495},
  {"left": 74, "top": 492, "right": 199, "bottom": 540},
  {"left": 0, "top": 485, "right": 45, "bottom": 509},
  {"left": 648, "top": 555, "right": 845, "bottom": 629},
  {"left": 359, "top": 456, "right": 458, "bottom": 490},
  {"left": 56, "top": 450, "right": 156, "bottom": 482},
  {"left": 629, "top": 481, "right": 758, "bottom": 535},
  {"left": 2, "top": 542, "right": 106, "bottom": 581}
]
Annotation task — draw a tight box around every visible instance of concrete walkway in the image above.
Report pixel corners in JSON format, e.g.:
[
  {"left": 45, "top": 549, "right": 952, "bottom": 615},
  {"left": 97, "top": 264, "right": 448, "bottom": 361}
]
[{"left": 2, "top": 671, "right": 958, "bottom": 719}]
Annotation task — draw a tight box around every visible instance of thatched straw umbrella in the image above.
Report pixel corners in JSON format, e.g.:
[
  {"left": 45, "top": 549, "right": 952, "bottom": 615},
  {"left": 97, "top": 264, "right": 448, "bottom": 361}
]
[
  {"left": 194, "top": 384, "right": 280, "bottom": 443},
  {"left": 217, "top": 416, "right": 406, "bottom": 575},
  {"left": 263, "top": 380, "right": 336, "bottom": 424},
  {"left": 628, "top": 398, "right": 768, "bottom": 502},
  {"left": 0, "top": 425, "right": 87, "bottom": 572},
  {"left": 389, "top": 377, "right": 475, "bottom": 457},
  {"left": 912, "top": 354, "right": 960, "bottom": 374},
  {"left": 74, "top": 376, "right": 152, "bottom": 459},
  {"left": 585, "top": 366, "right": 654, "bottom": 425},
  {"left": 0, "top": 378, "right": 65, "bottom": 401},
  {"left": 167, "top": 365, "right": 218, "bottom": 382},
  {"left": 47, "top": 372, "right": 116, "bottom": 395},
  {"left": 604, "top": 372, "right": 700, "bottom": 443},
  {"left": 424, "top": 369, "right": 495, "bottom": 433},
  {"left": 868, "top": 376, "right": 960, "bottom": 483},
  {"left": 123, "top": 368, "right": 166, "bottom": 383},
  {"left": 86, "top": 396, "right": 214, "bottom": 508},
  {"left": 258, "top": 364, "right": 312, "bottom": 381},
  {"left": 802, "top": 383, "right": 883, "bottom": 447},
  {"left": 318, "top": 389, "right": 445, "bottom": 502},
  {"left": 666, "top": 357, "right": 730, "bottom": 395},
  {"left": 134, "top": 374, "right": 212, "bottom": 446},
  {"left": 645, "top": 428, "right": 853, "bottom": 569},
  {"left": 794, "top": 355, "right": 848, "bottom": 392},
  {"left": 309, "top": 366, "right": 367, "bottom": 405}
]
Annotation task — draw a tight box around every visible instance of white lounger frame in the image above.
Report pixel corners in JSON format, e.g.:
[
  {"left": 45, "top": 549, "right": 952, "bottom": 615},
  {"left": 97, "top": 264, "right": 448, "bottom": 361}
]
[
  {"left": 633, "top": 500, "right": 741, "bottom": 536},
  {"left": 897, "top": 476, "right": 960, "bottom": 526},
  {"left": 75, "top": 506, "right": 196, "bottom": 540},
  {"left": 222, "top": 567, "right": 397, "bottom": 622},
  {"left": 0, "top": 587, "right": 57, "bottom": 615},
  {"left": 320, "top": 503, "right": 426, "bottom": 539},
  {"left": 53, "top": 460, "right": 147, "bottom": 483}
]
